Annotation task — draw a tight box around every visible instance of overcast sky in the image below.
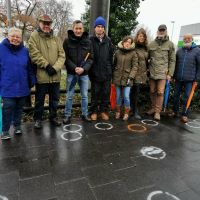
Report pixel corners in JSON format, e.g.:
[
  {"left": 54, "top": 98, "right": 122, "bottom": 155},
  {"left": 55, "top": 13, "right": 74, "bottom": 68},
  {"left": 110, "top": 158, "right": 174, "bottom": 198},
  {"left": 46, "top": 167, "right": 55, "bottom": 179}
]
[{"left": 70, "top": 0, "right": 200, "bottom": 44}]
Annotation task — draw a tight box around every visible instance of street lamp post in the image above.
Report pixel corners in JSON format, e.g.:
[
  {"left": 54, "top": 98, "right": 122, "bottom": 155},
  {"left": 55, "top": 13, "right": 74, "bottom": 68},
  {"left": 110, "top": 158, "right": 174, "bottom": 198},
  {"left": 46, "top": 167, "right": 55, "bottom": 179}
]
[{"left": 171, "top": 21, "right": 175, "bottom": 41}]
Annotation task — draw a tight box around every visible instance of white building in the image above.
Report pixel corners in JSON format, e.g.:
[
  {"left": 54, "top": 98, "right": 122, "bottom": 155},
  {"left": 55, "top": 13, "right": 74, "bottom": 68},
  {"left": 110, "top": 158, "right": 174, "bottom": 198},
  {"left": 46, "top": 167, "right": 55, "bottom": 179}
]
[{"left": 178, "top": 23, "right": 200, "bottom": 47}]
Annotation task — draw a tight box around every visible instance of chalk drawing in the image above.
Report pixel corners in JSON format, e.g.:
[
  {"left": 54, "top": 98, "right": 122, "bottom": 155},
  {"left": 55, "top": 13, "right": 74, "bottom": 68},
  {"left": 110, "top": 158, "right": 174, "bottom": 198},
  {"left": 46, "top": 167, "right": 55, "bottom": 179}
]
[
  {"left": 141, "top": 119, "right": 159, "bottom": 127},
  {"left": 61, "top": 124, "right": 82, "bottom": 141},
  {"left": 141, "top": 146, "right": 166, "bottom": 160},
  {"left": 147, "top": 190, "right": 180, "bottom": 200},
  {"left": 95, "top": 122, "right": 113, "bottom": 130}
]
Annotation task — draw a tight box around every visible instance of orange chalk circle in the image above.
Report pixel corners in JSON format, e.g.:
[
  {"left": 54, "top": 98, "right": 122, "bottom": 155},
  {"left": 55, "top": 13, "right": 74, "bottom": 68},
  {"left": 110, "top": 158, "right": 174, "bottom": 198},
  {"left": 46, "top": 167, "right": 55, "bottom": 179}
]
[{"left": 127, "top": 124, "right": 147, "bottom": 133}]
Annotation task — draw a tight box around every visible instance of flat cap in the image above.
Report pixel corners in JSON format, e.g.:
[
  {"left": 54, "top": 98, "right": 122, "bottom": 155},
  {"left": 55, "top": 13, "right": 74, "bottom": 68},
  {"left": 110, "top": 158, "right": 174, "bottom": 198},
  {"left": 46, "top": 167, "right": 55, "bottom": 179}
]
[
  {"left": 38, "top": 14, "right": 52, "bottom": 23},
  {"left": 158, "top": 24, "right": 167, "bottom": 31}
]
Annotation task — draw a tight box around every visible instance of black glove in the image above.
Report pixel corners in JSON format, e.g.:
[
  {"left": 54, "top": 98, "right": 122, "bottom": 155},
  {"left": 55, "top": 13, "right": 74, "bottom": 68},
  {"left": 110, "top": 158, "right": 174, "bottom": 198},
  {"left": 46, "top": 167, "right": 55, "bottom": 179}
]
[{"left": 46, "top": 64, "right": 57, "bottom": 76}]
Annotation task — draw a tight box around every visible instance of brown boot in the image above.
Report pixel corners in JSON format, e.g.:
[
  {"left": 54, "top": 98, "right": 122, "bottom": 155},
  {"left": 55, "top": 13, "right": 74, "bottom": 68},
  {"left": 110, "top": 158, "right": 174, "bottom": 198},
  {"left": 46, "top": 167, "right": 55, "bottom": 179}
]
[
  {"left": 115, "top": 106, "right": 121, "bottom": 119},
  {"left": 180, "top": 116, "right": 188, "bottom": 123},
  {"left": 91, "top": 113, "right": 97, "bottom": 121},
  {"left": 123, "top": 107, "right": 130, "bottom": 121},
  {"left": 154, "top": 112, "right": 160, "bottom": 121},
  {"left": 146, "top": 108, "right": 155, "bottom": 115},
  {"left": 101, "top": 112, "right": 109, "bottom": 120}
]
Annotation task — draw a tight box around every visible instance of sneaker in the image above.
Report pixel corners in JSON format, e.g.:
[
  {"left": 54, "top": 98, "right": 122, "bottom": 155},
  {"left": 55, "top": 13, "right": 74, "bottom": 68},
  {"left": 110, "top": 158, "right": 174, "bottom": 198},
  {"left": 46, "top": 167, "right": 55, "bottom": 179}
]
[
  {"left": 180, "top": 116, "right": 188, "bottom": 123},
  {"left": 1, "top": 131, "right": 11, "bottom": 140},
  {"left": 91, "top": 113, "right": 97, "bottom": 121},
  {"left": 123, "top": 114, "right": 129, "bottom": 121},
  {"left": 101, "top": 112, "right": 109, "bottom": 120},
  {"left": 115, "top": 112, "right": 120, "bottom": 119},
  {"left": 63, "top": 116, "right": 71, "bottom": 124},
  {"left": 154, "top": 112, "right": 160, "bottom": 121},
  {"left": 14, "top": 127, "right": 22, "bottom": 134},
  {"left": 146, "top": 108, "right": 155, "bottom": 115},
  {"left": 168, "top": 112, "right": 177, "bottom": 117},
  {"left": 34, "top": 120, "right": 42, "bottom": 129},
  {"left": 50, "top": 118, "right": 61, "bottom": 126}
]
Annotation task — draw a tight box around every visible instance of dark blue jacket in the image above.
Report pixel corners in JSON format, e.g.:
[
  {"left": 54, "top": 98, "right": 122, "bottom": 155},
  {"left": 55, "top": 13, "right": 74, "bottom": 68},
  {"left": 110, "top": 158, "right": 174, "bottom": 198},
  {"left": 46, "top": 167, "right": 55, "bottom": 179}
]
[
  {"left": 174, "top": 43, "right": 200, "bottom": 81},
  {"left": 0, "top": 38, "right": 35, "bottom": 97}
]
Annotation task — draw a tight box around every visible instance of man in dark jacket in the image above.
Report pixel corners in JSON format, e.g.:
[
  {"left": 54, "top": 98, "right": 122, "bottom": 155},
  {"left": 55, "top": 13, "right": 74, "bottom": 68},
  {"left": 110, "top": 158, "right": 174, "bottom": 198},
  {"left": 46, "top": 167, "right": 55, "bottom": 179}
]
[
  {"left": 63, "top": 20, "right": 93, "bottom": 124},
  {"left": 89, "top": 16, "right": 114, "bottom": 121},
  {"left": 169, "top": 34, "right": 200, "bottom": 123}
]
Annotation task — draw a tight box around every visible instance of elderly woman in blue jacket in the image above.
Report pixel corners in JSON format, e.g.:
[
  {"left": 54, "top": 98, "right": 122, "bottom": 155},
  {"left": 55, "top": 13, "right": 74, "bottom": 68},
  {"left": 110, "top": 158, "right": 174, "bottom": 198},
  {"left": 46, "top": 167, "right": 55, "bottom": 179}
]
[
  {"left": 169, "top": 34, "right": 200, "bottom": 123},
  {"left": 0, "top": 27, "right": 35, "bottom": 140}
]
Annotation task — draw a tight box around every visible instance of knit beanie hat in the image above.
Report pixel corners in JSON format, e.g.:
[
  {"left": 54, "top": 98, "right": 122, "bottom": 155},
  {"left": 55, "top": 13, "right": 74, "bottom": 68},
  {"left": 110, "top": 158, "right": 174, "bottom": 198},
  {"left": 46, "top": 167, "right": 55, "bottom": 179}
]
[{"left": 94, "top": 16, "right": 106, "bottom": 28}]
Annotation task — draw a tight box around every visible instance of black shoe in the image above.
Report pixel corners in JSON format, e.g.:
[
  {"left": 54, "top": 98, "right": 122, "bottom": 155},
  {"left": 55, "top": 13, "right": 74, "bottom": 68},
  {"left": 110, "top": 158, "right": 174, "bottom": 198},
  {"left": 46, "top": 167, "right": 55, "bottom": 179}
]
[
  {"left": 34, "top": 120, "right": 42, "bottom": 129},
  {"left": 63, "top": 116, "right": 71, "bottom": 124},
  {"left": 50, "top": 118, "right": 61, "bottom": 126},
  {"left": 134, "top": 112, "right": 142, "bottom": 120},
  {"left": 14, "top": 126, "right": 23, "bottom": 134},
  {"left": 81, "top": 115, "right": 91, "bottom": 122}
]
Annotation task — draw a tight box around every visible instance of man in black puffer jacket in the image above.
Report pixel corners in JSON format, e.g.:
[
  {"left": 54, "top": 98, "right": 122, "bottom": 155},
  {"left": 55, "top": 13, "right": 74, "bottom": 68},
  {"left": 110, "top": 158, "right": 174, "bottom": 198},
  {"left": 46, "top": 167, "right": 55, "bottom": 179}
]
[
  {"left": 63, "top": 20, "right": 93, "bottom": 124},
  {"left": 89, "top": 16, "right": 114, "bottom": 121},
  {"left": 169, "top": 34, "right": 200, "bottom": 123}
]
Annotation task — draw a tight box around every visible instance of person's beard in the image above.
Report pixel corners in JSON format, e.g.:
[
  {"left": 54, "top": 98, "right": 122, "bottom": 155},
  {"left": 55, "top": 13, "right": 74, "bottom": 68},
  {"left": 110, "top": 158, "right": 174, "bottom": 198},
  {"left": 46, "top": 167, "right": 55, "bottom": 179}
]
[{"left": 183, "top": 42, "right": 192, "bottom": 48}]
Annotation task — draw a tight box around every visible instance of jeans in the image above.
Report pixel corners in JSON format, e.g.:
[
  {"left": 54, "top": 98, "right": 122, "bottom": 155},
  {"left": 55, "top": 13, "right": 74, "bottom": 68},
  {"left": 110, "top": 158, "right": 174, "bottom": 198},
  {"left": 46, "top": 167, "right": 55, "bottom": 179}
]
[
  {"left": 172, "top": 80, "right": 193, "bottom": 116},
  {"left": 65, "top": 74, "right": 89, "bottom": 116},
  {"left": 149, "top": 79, "right": 166, "bottom": 113},
  {"left": 90, "top": 80, "right": 111, "bottom": 113},
  {"left": 34, "top": 83, "right": 60, "bottom": 120},
  {"left": 2, "top": 97, "right": 26, "bottom": 132},
  {"left": 116, "top": 86, "right": 131, "bottom": 107}
]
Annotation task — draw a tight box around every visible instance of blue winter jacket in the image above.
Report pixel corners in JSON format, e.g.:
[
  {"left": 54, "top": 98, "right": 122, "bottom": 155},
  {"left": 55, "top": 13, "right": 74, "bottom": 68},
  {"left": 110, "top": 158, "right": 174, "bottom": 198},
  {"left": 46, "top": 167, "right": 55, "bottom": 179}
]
[
  {"left": 0, "top": 38, "right": 34, "bottom": 97},
  {"left": 174, "top": 43, "right": 200, "bottom": 81}
]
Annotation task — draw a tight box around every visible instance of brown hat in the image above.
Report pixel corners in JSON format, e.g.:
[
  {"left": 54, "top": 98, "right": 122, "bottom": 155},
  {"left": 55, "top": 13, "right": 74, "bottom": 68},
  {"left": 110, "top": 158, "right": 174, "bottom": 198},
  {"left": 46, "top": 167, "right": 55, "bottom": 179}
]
[
  {"left": 158, "top": 24, "right": 167, "bottom": 31},
  {"left": 38, "top": 14, "right": 52, "bottom": 23}
]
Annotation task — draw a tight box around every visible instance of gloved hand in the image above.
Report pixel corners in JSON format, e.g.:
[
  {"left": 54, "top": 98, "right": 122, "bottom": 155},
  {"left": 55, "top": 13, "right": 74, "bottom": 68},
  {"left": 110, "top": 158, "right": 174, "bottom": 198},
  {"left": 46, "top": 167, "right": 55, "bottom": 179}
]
[{"left": 46, "top": 64, "right": 57, "bottom": 76}]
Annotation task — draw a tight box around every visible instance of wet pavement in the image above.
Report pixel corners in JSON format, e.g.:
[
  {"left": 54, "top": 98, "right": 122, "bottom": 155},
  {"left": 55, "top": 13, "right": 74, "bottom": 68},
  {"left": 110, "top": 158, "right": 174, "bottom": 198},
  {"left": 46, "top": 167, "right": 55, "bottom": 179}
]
[{"left": 0, "top": 112, "right": 200, "bottom": 200}]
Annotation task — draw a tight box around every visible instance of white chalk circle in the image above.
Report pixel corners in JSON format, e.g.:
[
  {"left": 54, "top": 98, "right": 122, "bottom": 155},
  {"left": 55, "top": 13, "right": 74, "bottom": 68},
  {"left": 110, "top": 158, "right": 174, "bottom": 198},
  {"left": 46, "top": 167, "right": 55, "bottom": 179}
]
[
  {"left": 186, "top": 121, "right": 200, "bottom": 129},
  {"left": 95, "top": 122, "right": 113, "bottom": 130},
  {"left": 63, "top": 124, "right": 82, "bottom": 132},
  {"left": 147, "top": 190, "right": 180, "bottom": 200},
  {"left": 61, "top": 131, "right": 82, "bottom": 141},
  {"left": 141, "top": 146, "right": 166, "bottom": 160},
  {"left": 0, "top": 195, "right": 9, "bottom": 200},
  {"left": 61, "top": 124, "right": 83, "bottom": 141},
  {"left": 193, "top": 118, "right": 200, "bottom": 123},
  {"left": 141, "top": 119, "right": 159, "bottom": 127}
]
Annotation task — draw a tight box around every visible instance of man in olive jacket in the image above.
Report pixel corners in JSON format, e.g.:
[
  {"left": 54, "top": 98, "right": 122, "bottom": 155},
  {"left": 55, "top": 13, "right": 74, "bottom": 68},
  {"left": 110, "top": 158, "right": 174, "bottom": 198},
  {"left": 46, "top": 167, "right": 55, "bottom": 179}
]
[
  {"left": 28, "top": 15, "right": 65, "bottom": 128},
  {"left": 147, "top": 24, "right": 175, "bottom": 120}
]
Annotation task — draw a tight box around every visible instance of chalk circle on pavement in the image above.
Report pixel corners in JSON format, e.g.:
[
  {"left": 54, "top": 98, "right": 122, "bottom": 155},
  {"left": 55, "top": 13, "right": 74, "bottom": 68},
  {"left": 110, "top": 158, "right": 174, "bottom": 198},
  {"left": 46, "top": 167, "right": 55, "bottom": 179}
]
[
  {"left": 0, "top": 195, "right": 9, "bottom": 200},
  {"left": 147, "top": 190, "right": 181, "bottom": 200},
  {"left": 61, "top": 124, "right": 83, "bottom": 141},
  {"left": 95, "top": 122, "right": 113, "bottom": 130},
  {"left": 61, "top": 131, "right": 82, "bottom": 142},
  {"left": 186, "top": 121, "right": 200, "bottom": 129},
  {"left": 141, "top": 119, "right": 159, "bottom": 127},
  {"left": 63, "top": 124, "right": 82, "bottom": 132},
  {"left": 141, "top": 146, "right": 166, "bottom": 160},
  {"left": 127, "top": 124, "right": 147, "bottom": 133}
]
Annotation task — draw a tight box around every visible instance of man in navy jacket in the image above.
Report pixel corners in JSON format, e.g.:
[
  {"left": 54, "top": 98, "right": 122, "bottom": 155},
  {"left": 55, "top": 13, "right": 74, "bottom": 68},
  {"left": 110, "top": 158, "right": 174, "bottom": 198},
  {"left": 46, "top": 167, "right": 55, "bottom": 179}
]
[{"left": 169, "top": 34, "right": 200, "bottom": 123}]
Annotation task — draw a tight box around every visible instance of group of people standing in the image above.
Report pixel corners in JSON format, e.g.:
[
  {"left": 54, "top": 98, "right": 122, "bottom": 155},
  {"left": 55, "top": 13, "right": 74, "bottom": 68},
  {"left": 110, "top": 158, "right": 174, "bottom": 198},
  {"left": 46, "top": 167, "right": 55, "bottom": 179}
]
[{"left": 0, "top": 14, "right": 200, "bottom": 140}]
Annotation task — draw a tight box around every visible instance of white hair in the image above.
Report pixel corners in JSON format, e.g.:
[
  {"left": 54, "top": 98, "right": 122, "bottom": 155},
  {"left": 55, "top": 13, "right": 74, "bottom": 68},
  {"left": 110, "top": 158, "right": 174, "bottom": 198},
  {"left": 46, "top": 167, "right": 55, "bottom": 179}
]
[{"left": 8, "top": 27, "right": 22, "bottom": 37}]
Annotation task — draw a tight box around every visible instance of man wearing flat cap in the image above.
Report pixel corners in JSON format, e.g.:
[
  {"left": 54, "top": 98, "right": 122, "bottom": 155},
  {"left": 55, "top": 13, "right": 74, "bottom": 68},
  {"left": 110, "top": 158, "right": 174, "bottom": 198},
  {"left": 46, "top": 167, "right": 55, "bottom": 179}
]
[
  {"left": 28, "top": 14, "right": 65, "bottom": 129},
  {"left": 147, "top": 24, "right": 175, "bottom": 120}
]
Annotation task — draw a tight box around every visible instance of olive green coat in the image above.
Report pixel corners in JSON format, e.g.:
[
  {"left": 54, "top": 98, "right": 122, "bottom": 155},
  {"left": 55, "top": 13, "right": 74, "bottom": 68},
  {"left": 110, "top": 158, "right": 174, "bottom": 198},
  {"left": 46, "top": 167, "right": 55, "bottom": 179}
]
[
  {"left": 148, "top": 36, "right": 175, "bottom": 80},
  {"left": 113, "top": 42, "right": 138, "bottom": 86},
  {"left": 134, "top": 45, "right": 148, "bottom": 84},
  {"left": 28, "top": 30, "right": 65, "bottom": 84}
]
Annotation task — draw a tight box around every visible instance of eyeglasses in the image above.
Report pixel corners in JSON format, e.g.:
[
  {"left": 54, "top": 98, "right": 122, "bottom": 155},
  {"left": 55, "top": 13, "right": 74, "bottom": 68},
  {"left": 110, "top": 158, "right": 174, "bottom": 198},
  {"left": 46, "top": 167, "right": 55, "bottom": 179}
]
[{"left": 43, "top": 21, "right": 52, "bottom": 26}]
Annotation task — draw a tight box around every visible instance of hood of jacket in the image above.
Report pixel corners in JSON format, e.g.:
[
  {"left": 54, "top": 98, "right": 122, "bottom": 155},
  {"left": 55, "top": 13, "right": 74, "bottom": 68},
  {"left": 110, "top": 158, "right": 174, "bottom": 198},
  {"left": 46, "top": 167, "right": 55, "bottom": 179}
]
[{"left": 117, "top": 41, "right": 135, "bottom": 52}]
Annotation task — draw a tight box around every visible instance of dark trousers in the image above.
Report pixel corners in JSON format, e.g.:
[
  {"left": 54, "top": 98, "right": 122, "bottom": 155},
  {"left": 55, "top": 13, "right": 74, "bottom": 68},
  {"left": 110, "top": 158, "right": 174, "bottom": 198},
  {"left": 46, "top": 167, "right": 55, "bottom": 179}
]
[
  {"left": 173, "top": 80, "right": 193, "bottom": 116},
  {"left": 130, "top": 84, "right": 140, "bottom": 113},
  {"left": 90, "top": 80, "right": 111, "bottom": 113},
  {"left": 34, "top": 83, "right": 60, "bottom": 121},
  {"left": 2, "top": 97, "right": 26, "bottom": 132}
]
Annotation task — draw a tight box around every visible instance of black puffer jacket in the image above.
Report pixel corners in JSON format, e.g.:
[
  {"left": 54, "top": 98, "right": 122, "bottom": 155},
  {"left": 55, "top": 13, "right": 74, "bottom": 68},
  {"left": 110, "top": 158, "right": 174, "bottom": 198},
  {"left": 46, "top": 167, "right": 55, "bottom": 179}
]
[
  {"left": 89, "top": 35, "right": 114, "bottom": 82},
  {"left": 63, "top": 30, "right": 93, "bottom": 75}
]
